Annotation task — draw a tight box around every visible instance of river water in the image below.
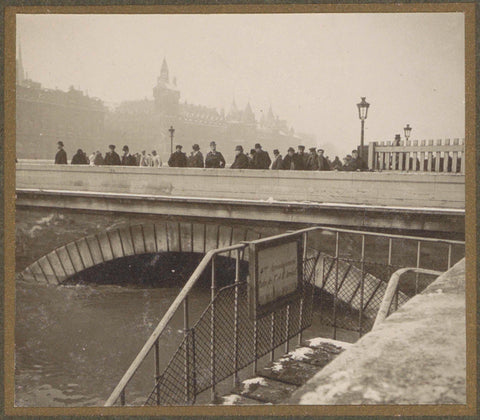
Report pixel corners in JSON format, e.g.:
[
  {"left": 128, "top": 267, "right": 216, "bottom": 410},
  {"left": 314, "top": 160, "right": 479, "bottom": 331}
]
[{"left": 15, "top": 237, "right": 463, "bottom": 407}]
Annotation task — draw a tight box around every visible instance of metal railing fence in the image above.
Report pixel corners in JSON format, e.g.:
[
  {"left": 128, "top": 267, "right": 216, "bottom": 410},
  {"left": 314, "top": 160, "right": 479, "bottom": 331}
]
[
  {"left": 104, "top": 226, "right": 464, "bottom": 406},
  {"left": 143, "top": 254, "right": 316, "bottom": 406}
]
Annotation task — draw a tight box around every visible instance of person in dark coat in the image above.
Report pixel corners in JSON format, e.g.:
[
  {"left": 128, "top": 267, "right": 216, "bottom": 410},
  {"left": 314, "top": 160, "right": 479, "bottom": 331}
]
[
  {"left": 187, "top": 144, "right": 204, "bottom": 168},
  {"left": 205, "top": 141, "right": 226, "bottom": 168},
  {"left": 351, "top": 149, "right": 367, "bottom": 171},
  {"left": 342, "top": 155, "right": 355, "bottom": 171},
  {"left": 306, "top": 147, "right": 319, "bottom": 170},
  {"left": 248, "top": 149, "right": 256, "bottom": 169},
  {"left": 317, "top": 149, "right": 331, "bottom": 171},
  {"left": 71, "top": 148, "right": 89, "bottom": 165},
  {"left": 271, "top": 149, "right": 283, "bottom": 169},
  {"left": 93, "top": 151, "right": 105, "bottom": 166},
  {"left": 282, "top": 147, "right": 299, "bottom": 170},
  {"left": 168, "top": 145, "right": 187, "bottom": 167},
  {"left": 230, "top": 145, "right": 249, "bottom": 169},
  {"left": 55, "top": 141, "right": 67, "bottom": 164},
  {"left": 104, "top": 144, "right": 121, "bottom": 165},
  {"left": 252, "top": 143, "right": 271, "bottom": 169},
  {"left": 296, "top": 145, "right": 308, "bottom": 170},
  {"left": 121, "top": 145, "right": 137, "bottom": 166},
  {"left": 331, "top": 156, "right": 343, "bottom": 170}
]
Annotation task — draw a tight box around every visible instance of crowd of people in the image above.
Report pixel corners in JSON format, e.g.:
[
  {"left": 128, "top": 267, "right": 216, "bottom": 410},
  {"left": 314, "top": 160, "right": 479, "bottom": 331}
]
[{"left": 54, "top": 140, "right": 368, "bottom": 171}]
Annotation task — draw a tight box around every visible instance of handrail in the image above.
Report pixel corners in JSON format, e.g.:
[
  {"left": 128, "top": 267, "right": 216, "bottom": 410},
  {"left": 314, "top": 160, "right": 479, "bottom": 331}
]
[
  {"left": 104, "top": 242, "right": 247, "bottom": 406},
  {"left": 372, "top": 267, "right": 443, "bottom": 330},
  {"left": 104, "top": 226, "right": 464, "bottom": 406}
]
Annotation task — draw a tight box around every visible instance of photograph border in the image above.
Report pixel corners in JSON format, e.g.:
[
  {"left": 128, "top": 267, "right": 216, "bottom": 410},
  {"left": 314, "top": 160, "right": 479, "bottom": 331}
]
[{"left": 2, "top": 1, "right": 477, "bottom": 417}]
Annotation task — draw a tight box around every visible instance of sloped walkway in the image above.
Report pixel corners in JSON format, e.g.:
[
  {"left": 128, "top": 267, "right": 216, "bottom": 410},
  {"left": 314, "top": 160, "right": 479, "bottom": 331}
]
[
  {"left": 288, "top": 259, "right": 466, "bottom": 405},
  {"left": 219, "top": 338, "right": 351, "bottom": 405}
]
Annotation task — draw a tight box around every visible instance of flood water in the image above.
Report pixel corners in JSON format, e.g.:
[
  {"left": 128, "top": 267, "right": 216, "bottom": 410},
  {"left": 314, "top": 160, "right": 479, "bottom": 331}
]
[{"left": 15, "top": 236, "right": 464, "bottom": 407}]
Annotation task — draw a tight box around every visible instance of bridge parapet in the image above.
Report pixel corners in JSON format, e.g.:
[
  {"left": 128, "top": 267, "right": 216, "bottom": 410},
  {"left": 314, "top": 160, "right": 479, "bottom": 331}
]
[{"left": 16, "top": 163, "right": 465, "bottom": 209}]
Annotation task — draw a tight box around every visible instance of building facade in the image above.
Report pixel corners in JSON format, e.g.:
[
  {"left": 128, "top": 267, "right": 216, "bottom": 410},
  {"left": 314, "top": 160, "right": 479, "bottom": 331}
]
[{"left": 16, "top": 55, "right": 307, "bottom": 163}]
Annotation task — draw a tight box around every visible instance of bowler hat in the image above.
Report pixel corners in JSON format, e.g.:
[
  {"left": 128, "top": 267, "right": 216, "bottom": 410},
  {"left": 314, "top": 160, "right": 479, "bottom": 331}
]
[
  {"left": 254, "top": 143, "right": 261, "bottom": 149},
  {"left": 288, "top": 147, "right": 295, "bottom": 152},
  {"left": 109, "top": 144, "right": 116, "bottom": 149},
  {"left": 192, "top": 144, "right": 200, "bottom": 151},
  {"left": 210, "top": 141, "right": 216, "bottom": 146},
  {"left": 273, "top": 149, "right": 279, "bottom": 154},
  {"left": 57, "top": 141, "right": 64, "bottom": 147},
  {"left": 309, "top": 147, "right": 316, "bottom": 151},
  {"left": 176, "top": 144, "right": 183, "bottom": 149},
  {"left": 122, "top": 145, "right": 129, "bottom": 151},
  {"left": 235, "top": 145, "right": 243, "bottom": 151},
  {"left": 298, "top": 145, "right": 305, "bottom": 150}
]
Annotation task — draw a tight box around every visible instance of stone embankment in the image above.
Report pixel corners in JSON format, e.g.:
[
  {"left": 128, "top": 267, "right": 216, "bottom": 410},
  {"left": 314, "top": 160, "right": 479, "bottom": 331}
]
[{"left": 288, "top": 259, "right": 466, "bottom": 405}]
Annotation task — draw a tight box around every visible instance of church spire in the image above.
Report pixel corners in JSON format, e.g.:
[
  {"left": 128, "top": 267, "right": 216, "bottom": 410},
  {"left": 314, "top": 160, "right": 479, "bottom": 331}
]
[
  {"left": 160, "top": 57, "right": 169, "bottom": 83},
  {"left": 17, "top": 40, "right": 25, "bottom": 85}
]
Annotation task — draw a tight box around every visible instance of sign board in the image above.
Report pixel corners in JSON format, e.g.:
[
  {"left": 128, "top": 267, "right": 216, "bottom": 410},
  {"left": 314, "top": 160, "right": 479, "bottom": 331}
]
[{"left": 248, "top": 233, "right": 303, "bottom": 319}]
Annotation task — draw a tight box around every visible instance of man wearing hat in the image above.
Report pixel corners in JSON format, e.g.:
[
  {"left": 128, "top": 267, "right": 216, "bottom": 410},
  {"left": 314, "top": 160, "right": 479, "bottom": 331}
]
[
  {"left": 271, "top": 149, "right": 283, "bottom": 170},
  {"left": 317, "top": 148, "right": 331, "bottom": 171},
  {"left": 121, "top": 145, "right": 137, "bottom": 166},
  {"left": 168, "top": 144, "right": 187, "bottom": 167},
  {"left": 187, "top": 144, "right": 204, "bottom": 168},
  {"left": 351, "top": 149, "right": 367, "bottom": 171},
  {"left": 230, "top": 145, "right": 249, "bottom": 169},
  {"left": 281, "top": 147, "right": 298, "bottom": 170},
  {"left": 205, "top": 141, "right": 226, "bottom": 168},
  {"left": 252, "top": 143, "right": 271, "bottom": 170},
  {"left": 296, "top": 145, "right": 307, "bottom": 170},
  {"left": 105, "top": 144, "right": 121, "bottom": 166},
  {"left": 306, "top": 147, "right": 319, "bottom": 170},
  {"left": 54, "top": 141, "right": 67, "bottom": 164}
]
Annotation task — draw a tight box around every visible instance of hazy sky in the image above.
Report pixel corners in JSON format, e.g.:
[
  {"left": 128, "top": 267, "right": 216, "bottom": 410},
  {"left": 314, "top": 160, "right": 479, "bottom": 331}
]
[{"left": 17, "top": 13, "right": 465, "bottom": 152}]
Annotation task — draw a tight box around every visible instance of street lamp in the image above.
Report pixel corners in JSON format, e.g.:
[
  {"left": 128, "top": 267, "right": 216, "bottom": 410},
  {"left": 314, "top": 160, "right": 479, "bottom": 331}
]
[
  {"left": 168, "top": 125, "right": 175, "bottom": 155},
  {"left": 356, "top": 97, "right": 370, "bottom": 158},
  {"left": 404, "top": 124, "right": 412, "bottom": 141}
]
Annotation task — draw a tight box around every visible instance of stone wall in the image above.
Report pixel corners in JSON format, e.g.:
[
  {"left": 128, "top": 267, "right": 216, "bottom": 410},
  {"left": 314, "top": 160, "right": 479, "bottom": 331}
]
[{"left": 16, "top": 163, "right": 465, "bottom": 209}]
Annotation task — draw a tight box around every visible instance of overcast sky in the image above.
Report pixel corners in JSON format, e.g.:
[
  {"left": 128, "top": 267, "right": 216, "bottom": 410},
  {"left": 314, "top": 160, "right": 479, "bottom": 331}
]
[{"left": 17, "top": 13, "right": 465, "bottom": 152}]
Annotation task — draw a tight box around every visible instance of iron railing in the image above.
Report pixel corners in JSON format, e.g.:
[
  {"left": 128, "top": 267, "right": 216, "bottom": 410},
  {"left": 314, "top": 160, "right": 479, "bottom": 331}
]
[
  {"left": 372, "top": 267, "right": 444, "bottom": 330},
  {"left": 104, "top": 226, "right": 465, "bottom": 406}
]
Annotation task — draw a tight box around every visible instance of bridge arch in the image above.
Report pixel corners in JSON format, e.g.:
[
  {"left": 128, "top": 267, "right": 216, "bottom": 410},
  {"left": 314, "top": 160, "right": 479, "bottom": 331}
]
[{"left": 18, "top": 222, "right": 262, "bottom": 285}]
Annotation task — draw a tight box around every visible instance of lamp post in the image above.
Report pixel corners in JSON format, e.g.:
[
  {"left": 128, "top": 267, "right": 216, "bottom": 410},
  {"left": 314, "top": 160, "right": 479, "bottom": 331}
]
[
  {"left": 356, "top": 97, "right": 370, "bottom": 158},
  {"left": 404, "top": 124, "right": 412, "bottom": 141},
  {"left": 169, "top": 125, "right": 175, "bottom": 155}
]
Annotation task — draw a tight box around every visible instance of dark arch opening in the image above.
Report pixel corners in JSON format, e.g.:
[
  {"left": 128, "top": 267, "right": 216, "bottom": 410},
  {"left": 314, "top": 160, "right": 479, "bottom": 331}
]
[{"left": 63, "top": 252, "right": 249, "bottom": 288}]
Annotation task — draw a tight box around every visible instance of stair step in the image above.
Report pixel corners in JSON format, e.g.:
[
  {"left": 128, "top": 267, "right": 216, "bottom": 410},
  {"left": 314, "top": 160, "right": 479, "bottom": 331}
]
[
  {"left": 217, "top": 337, "right": 351, "bottom": 405},
  {"left": 231, "top": 376, "right": 297, "bottom": 404}
]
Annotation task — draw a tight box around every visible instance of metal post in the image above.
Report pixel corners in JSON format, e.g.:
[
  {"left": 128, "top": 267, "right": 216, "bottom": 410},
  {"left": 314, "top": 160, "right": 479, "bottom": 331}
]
[
  {"left": 120, "top": 389, "right": 125, "bottom": 406},
  {"left": 360, "top": 119, "right": 365, "bottom": 158},
  {"left": 415, "top": 241, "right": 421, "bottom": 294},
  {"left": 233, "top": 249, "right": 240, "bottom": 387},
  {"left": 285, "top": 304, "right": 291, "bottom": 353},
  {"left": 253, "top": 317, "right": 258, "bottom": 375},
  {"left": 447, "top": 244, "right": 452, "bottom": 270},
  {"left": 191, "top": 328, "right": 197, "bottom": 402},
  {"left": 270, "top": 312, "right": 275, "bottom": 362},
  {"left": 297, "top": 297, "right": 304, "bottom": 346},
  {"left": 333, "top": 232, "right": 339, "bottom": 339},
  {"left": 154, "top": 339, "right": 160, "bottom": 405},
  {"left": 210, "top": 255, "right": 216, "bottom": 402},
  {"left": 388, "top": 238, "right": 393, "bottom": 266},
  {"left": 183, "top": 296, "right": 190, "bottom": 403},
  {"left": 359, "top": 235, "right": 365, "bottom": 337}
]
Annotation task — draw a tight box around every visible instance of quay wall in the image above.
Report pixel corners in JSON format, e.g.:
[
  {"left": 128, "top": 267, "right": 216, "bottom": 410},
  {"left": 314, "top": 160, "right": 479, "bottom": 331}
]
[
  {"left": 16, "top": 163, "right": 465, "bottom": 209},
  {"left": 288, "top": 258, "right": 467, "bottom": 405}
]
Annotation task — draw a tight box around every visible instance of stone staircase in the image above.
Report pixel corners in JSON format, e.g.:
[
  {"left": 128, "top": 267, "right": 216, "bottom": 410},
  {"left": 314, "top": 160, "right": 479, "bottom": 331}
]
[{"left": 218, "top": 338, "right": 351, "bottom": 405}]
